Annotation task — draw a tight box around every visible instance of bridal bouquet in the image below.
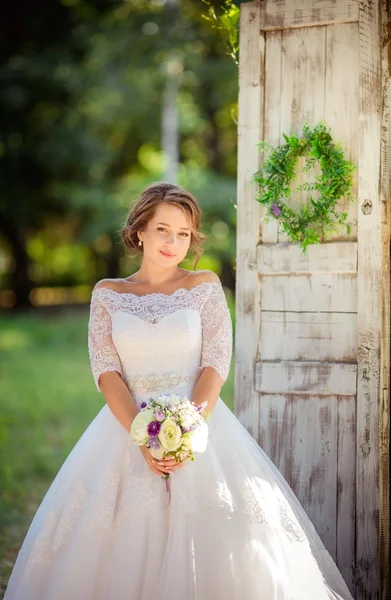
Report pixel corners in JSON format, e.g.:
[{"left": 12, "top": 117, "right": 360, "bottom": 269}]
[
  {"left": 130, "top": 394, "right": 208, "bottom": 504},
  {"left": 130, "top": 394, "right": 208, "bottom": 464}
]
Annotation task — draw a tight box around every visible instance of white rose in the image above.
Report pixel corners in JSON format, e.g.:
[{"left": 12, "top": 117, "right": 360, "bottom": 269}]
[
  {"left": 158, "top": 418, "right": 182, "bottom": 452},
  {"left": 130, "top": 409, "right": 155, "bottom": 445}
]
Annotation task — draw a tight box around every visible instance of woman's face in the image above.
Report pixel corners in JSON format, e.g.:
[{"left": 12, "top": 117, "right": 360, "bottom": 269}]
[{"left": 139, "top": 203, "right": 192, "bottom": 267}]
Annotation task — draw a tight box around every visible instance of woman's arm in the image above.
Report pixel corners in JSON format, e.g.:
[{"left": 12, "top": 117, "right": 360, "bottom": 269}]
[
  {"left": 99, "top": 370, "right": 172, "bottom": 476},
  {"left": 99, "top": 371, "right": 139, "bottom": 432},
  {"left": 190, "top": 366, "right": 224, "bottom": 415},
  {"left": 88, "top": 284, "right": 139, "bottom": 432},
  {"left": 88, "top": 285, "right": 172, "bottom": 476},
  {"left": 191, "top": 275, "right": 233, "bottom": 414}
]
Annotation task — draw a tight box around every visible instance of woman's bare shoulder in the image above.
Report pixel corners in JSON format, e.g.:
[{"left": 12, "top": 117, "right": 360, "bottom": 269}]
[
  {"left": 92, "top": 278, "right": 128, "bottom": 293},
  {"left": 93, "top": 272, "right": 221, "bottom": 294},
  {"left": 186, "top": 270, "right": 221, "bottom": 289}
]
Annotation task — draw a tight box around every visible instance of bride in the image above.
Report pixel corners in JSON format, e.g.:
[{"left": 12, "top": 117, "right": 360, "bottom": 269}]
[{"left": 4, "top": 182, "right": 353, "bottom": 600}]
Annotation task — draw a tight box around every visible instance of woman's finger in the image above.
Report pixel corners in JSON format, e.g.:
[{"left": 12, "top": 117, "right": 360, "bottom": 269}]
[
  {"left": 158, "top": 458, "right": 177, "bottom": 467},
  {"left": 160, "top": 455, "right": 189, "bottom": 466},
  {"left": 148, "top": 461, "right": 162, "bottom": 476},
  {"left": 150, "top": 466, "right": 162, "bottom": 476},
  {"left": 149, "top": 459, "right": 171, "bottom": 474},
  {"left": 169, "top": 457, "right": 189, "bottom": 471}
]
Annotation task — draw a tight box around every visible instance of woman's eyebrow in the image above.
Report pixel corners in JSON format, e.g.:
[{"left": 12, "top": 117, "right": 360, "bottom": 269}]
[{"left": 156, "top": 222, "right": 191, "bottom": 230}]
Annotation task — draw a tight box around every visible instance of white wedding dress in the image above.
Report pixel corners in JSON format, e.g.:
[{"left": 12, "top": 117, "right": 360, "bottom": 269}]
[{"left": 4, "top": 281, "right": 354, "bottom": 600}]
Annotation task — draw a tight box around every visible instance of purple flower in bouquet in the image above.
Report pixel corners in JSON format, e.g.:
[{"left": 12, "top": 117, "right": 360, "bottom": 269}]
[
  {"left": 147, "top": 420, "right": 161, "bottom": 437},
  {"left": 149, "top": 436, "right": 160, "bottom": 449},
  {"left": 154, "top": 409, "right": 165, "bottom": 422},
  {"left": 181, "top": 425, "right": 196, "bottom": 434},
  {"left": 271, "top": 202, "right": 281, "bottom": 217},
  {"left": 140, "top": 401, "right": 147, "bottom": 409}
]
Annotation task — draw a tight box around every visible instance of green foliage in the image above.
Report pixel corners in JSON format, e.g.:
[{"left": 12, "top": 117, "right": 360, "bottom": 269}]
[
  {"left": 253, "top": 123, "right": 356, "bottom": 252},
  {"left": 0, "top": 0, "right": 239, "bottom": 302},
  {"left": 201, "top": 0, "right": 240, "bottom": 65}
]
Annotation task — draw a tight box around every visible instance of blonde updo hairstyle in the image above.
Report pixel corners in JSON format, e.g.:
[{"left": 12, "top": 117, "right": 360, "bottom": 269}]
[{"left": 122, "top": 182, "right": 206, "bottom": 268}]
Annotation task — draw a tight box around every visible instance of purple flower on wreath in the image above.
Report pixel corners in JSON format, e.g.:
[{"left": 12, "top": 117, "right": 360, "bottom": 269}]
[
  {"left": 140, "top": 401, "right": 147, "bottom": 409},
  {"left": 271, "top": 202, "right": 281, "bottom": 218},
  {"left": 154, "top": 409, "right": 165, "bottom": 422},
  {"left": 147, "top": 421, "right": 162, "bottom": 437},
  {"left": 149, "top": 436, "right": 160, "bottom": 449}
]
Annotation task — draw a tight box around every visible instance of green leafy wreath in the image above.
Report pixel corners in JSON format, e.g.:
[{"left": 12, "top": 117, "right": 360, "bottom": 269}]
[{"left": 254, "top": 123, "right": 356, "bottom": 251}]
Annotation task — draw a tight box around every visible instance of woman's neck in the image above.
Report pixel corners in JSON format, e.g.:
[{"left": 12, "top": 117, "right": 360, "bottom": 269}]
[{"left": 128, "top": 265, "right": 187, "bottom": 288}]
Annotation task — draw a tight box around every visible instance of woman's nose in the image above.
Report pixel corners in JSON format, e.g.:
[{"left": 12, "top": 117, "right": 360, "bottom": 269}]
[{"left": 166, "top": 233, "right": 177, "bottom": 245}]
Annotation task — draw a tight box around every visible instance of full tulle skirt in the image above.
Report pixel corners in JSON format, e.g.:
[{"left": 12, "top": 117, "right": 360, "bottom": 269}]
[{"left": 4, "top": 400, "right": 353, "bottom": 600}]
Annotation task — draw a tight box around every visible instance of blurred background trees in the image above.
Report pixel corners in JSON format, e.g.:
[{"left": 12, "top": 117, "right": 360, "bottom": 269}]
[{"left": 0, "top": 0, "right": 242, "bottom": 308}]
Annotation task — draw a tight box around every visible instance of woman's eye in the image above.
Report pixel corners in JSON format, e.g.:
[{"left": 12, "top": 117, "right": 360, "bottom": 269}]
[{"left": 156, "top": 227, "right": 189, "bottom": 237}]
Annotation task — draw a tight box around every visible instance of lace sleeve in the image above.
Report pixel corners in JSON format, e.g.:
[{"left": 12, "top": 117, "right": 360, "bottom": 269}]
[
  {"left": 200, "top": 282, "right": 233, "bottom": 382},
  {"left": 88, "top": 289, "right": 123, "bottom": 392}
]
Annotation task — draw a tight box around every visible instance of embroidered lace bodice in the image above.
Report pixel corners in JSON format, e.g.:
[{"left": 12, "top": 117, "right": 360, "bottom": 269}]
[{"left": 88, "top": 281, "right": 233, "bottom": 405}]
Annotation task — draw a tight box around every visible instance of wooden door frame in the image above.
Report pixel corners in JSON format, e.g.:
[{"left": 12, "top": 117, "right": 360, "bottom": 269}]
[{"left": 235, "top": 1, "right": 390, "bottom": 598}]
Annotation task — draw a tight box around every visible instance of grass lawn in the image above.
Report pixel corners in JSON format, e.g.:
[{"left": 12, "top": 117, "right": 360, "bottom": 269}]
[{"left": 0, "top": 306, "right": 234, "bottom": 595}]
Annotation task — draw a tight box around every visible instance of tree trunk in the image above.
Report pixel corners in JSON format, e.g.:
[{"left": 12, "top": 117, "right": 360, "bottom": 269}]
[
  {"left": 162, "top": 72, "right": 179, "bottom": 184},
  {"left": 0, "top": 218, "right": 33, "bottom": 309},
  {"left": 203, "top": 86, "right": 222, "bottom": 173},
  {"left": 162, "top": 0, "right": 180, "bottom": 184},
  {"left": 106, "top": 239, "right": 122, "bottom": 279},
  {"left": 220, "top": 257, "right": 235, "bottom": 293}
]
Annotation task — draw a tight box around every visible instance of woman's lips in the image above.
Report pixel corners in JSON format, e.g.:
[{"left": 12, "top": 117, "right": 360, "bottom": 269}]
[{"left": 160, "top": 250, "right": 176, "bottom": 258}]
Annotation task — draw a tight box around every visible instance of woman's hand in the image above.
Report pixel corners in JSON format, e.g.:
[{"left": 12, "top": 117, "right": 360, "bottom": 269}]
[
  {"left": 159, "top": 454, "right": 189, "bottom": 473},
  {"left": 139, "top": 445, "right": 170, "bottom": 477},
  {"left": 139, "top": 446, "right": 188, "bottom": 476}
]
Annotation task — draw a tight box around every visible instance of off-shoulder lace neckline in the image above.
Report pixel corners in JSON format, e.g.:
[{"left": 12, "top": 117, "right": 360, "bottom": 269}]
[{"left": 92, "top": 280, "right": 221, "bottom": 300}]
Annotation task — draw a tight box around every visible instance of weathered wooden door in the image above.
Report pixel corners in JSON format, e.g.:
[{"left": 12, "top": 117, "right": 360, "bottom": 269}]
[{"left": 235, "top": 1, "right": 390, "bottom": 599}]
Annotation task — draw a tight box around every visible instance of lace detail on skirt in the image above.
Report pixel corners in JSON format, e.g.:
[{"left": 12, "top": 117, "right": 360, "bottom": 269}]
[
  {"left": 240, "top": 480, "right": 306, "bottom": 543},
  {"left": 25, "top": 470, "right": 121, "bottom": 573},
  {"left": 5, "top": 400, "right": 354, "bottom": 600},
  {"left": 277, "top": 497, "right": 306, "bottom": 543},
  {"left": 240, "top": 480, "right": 274, "bottom": 527}
]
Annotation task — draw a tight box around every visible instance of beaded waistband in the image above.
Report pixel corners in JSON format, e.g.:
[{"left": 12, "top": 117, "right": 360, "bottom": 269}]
[{"left": 125, "top": 372, "right": 198, "bottom": 394}]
